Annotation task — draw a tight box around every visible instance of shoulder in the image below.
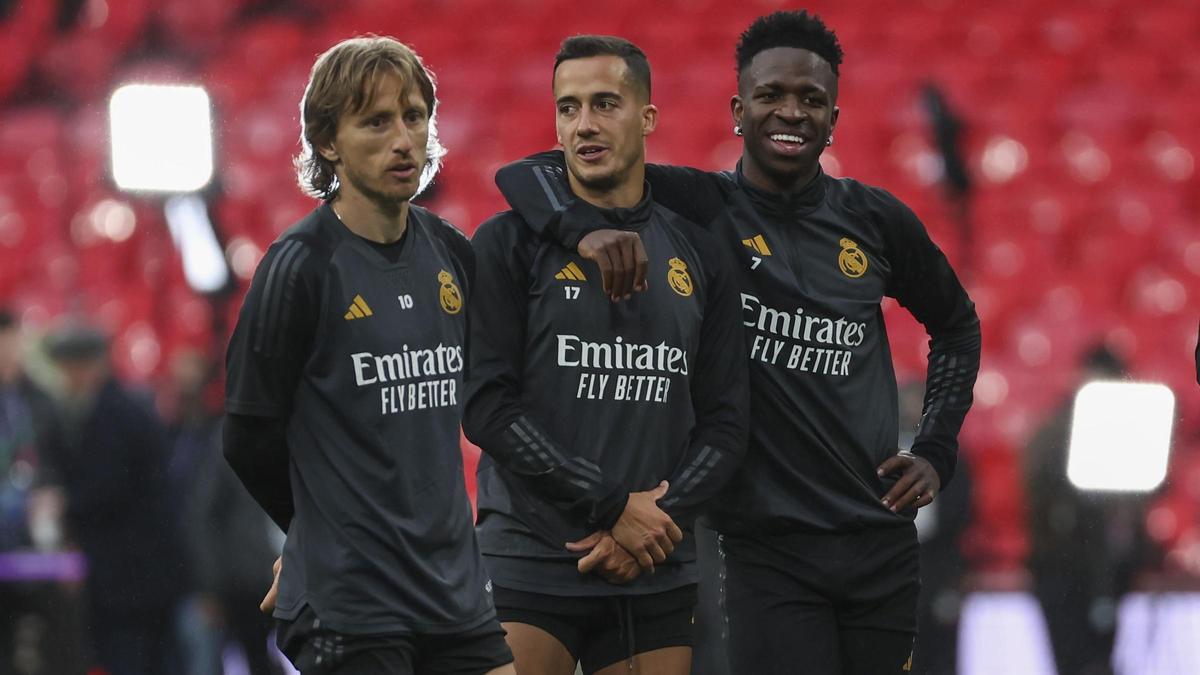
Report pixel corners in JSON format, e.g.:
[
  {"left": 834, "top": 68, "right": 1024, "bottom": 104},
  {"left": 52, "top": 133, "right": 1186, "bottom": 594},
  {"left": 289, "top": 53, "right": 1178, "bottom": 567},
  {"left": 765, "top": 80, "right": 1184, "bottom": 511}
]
[
  {"left": 655, "top": 205, "right": 722, "bottom": 254},
  {"left": 258, "top": 205, "right": 339, "bottom": 284},
  {"left": 275, "top": 203, "right": 340, "bottom": 258},
  {"left": 471, "top": 210, "right": 537, "bottom": 250},
  {"left": 411, "top": 203, "right": 473, "bottom": 259},
  {"left": 411, "top": 204, "right": 469, "bottom": 246},
  {"left": 652, "top": 205, "right": 732, "bottom": 282},
  {"left": 825, "top": 175, "right": 915, "bottom": 224}
]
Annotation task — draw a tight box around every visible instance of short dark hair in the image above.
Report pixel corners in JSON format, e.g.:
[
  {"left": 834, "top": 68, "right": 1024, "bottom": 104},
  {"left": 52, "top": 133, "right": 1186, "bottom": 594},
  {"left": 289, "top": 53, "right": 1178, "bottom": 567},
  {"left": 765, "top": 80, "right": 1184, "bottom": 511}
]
[
  {"left": 554, "top": 35, "right": 651, "bottom": 100},
  {"left": 735, "top": 11, "right": 844, "bottom": 77}
]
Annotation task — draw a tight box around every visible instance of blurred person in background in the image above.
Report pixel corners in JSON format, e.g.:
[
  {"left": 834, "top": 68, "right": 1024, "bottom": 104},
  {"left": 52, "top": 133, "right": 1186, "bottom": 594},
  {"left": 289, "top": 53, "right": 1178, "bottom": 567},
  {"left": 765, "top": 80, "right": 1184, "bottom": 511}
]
[
  {"left": 167, "top": 349, "right": 283, "bottom": 675},
  {"left": 164, "top": 349, "right": 224, "bottom": 675},
  {"left": 0, "top": 308, "right": 87, "bottom": 674},
  {"left": 40, "top": 323, "right": 186, "bottom": 675},
  {"left": 1023, "top": 345, "right": 1150, "bottom": 675}
]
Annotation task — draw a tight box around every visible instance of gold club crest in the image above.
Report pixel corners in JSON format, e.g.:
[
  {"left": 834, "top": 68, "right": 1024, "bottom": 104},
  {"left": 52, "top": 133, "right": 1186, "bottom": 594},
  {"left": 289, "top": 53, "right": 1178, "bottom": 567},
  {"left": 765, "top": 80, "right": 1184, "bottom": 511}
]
[
  {"left": 438, "top": 269, "right": 463, "bottom": 314},
  {"left": 667, "top": 257, "right": 693, "bottom": 297},
  {"left": 838, "top": 238, "right": 868, "bottom": 278}
]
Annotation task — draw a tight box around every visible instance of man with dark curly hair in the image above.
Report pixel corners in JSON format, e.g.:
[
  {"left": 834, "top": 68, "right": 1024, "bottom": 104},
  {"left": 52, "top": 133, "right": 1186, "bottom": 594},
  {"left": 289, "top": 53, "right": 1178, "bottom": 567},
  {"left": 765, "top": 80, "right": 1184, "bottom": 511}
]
[{"left": 495, "top": 10, "right": 981, "bottom": 674}]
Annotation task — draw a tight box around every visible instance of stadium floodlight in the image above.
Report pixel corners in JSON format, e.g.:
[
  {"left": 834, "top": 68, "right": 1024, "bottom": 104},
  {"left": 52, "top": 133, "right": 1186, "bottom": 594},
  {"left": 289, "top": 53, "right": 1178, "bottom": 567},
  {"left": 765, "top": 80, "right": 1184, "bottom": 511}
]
[
  {"left": 109, "top": 84, "right": 214, "bottom": 193},
  {"left": 164, "top": 194, "right": 229, "bottom": 294},
  {"left": 1066, "top": 381, "right": 1174, "bottom": 492}
]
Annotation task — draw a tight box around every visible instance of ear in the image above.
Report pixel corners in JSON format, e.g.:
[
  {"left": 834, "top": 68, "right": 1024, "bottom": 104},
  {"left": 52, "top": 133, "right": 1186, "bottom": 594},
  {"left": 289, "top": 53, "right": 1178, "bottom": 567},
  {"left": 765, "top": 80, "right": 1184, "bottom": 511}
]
[
  {"left": 641, "top": 104, "right": 658, "bottom": 137},
  {"left": 831, "top": 105, "right": 840, "bottom": 132},
  {"left": 730, "top": 95, "right": 744, "bottom": 129},
  {"left": 317, "top": 139, "right": 340, "bottom": 164}
]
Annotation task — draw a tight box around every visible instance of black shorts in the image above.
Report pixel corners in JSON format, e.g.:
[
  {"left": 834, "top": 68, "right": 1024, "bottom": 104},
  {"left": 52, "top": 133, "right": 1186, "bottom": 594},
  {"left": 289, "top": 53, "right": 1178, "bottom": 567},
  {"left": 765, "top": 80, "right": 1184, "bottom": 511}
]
[
  {"left": 493, "top": 584, "right": 697, "bottom": 674},
  {"left": 721, "top": 524, "right": 920, "bottom": 675},
  {"left": 276, "top": 605, "right": 514, "bottom": 675}
]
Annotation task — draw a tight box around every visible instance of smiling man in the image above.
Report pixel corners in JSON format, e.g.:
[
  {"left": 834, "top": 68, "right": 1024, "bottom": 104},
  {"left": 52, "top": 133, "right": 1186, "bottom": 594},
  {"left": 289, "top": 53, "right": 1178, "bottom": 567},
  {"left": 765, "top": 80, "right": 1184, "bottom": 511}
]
[
  {"left": 223, "top": 36, "right": 514, "bottom": 675},
  {"left": 494, "top": 11, "right": 981, "bottom": 675},
  {"left": 464, "top": 35, "right": 748, "bottom": 675}
]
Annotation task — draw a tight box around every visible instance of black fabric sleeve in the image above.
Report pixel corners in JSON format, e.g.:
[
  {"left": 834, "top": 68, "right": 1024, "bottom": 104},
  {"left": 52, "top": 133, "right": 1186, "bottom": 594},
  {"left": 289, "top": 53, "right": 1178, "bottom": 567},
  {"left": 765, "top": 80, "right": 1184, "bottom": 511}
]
[
  {"left": 223, "top": 237, "right": 321, "bottom": 532},
  {"left": 642, "top": 164, "right": 730, "bottom": 227},
  {"left": 462, "top": 214, "right": 630, "bottom": 530},
  {"left": 222, "top": 414, "right": 293, "bottom": 532},
  {"left": 880, "top": 193, "right": 981, "bottom": 489},
  {"left": 493, "top": 152, "right": 726, "bottom": 249},
  {"left": 657, "top": 231, "right": 749, "bottom": 527}
]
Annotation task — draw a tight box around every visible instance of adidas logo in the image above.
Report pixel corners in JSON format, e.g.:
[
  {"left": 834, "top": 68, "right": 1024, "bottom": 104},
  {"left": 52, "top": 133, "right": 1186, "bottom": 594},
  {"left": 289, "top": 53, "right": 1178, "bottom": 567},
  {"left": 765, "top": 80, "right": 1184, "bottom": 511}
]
[
  {"left": 742, "top": 234, "right": 772, "bottom": 256},
  {"left": 554, "top": 261, "right": 587, "bottom": 282},
  {"left": 344, "top": 294, "right": 374, "bottom": 320}
]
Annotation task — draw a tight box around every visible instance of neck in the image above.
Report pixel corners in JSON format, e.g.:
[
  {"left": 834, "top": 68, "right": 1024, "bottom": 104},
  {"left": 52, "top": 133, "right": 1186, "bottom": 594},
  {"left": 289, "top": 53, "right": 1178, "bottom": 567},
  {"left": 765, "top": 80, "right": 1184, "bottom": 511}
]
[
  {"left": 740, "top": 155, "right": 820, "bottom": 196},
  {"left": 568, "top": 162, "right": 646, "bottom": 210},
  {"left": 330, "top": 189, "right": 410, "bottom": 243}
]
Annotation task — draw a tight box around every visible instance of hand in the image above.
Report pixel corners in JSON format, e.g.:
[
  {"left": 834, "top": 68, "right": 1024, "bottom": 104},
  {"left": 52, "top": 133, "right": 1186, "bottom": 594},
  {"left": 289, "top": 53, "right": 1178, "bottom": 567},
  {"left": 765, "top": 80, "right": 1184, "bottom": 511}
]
[
  {"left": 877, "top": 451, "right": 941, "bottom": 513},
  {"left": 577, "top": 229, "right": 649, "bottom": 302},
  {"left": 611, "top": 481, "right": 684, "bottom": 570},
  {"left": 566, "top": 531, "right": 641, "bottom": 584},
  {"left": 260, "top": 556, "right": 282, "bottom": 614}
]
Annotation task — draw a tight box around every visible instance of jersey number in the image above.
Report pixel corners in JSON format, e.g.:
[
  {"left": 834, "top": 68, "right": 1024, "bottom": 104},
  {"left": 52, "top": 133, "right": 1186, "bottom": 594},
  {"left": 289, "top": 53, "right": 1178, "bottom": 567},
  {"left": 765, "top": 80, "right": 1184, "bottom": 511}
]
[
  {"left": 564, "top": 286, "right": 581, "bottom": 300},
  {"left": 750, "top": 256, "right": 762, "bottom": 269},
  {"left": 397, "top": 294, "right": 414, "bottom": 309}
]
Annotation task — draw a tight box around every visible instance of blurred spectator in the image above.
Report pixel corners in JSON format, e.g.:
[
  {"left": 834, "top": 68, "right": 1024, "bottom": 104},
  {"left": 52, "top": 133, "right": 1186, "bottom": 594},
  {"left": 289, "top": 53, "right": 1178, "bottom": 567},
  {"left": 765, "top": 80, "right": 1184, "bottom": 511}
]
[
  {"left": 168, "top": 349, "right": 282, "bottom": 675},
  {"left": 0, "top": 309, "right": 87, "bottom": 674},
  {"left": 40, "top": 323, "right": 186, "bottom": 675},
  {"left": 1023, "top": 346, "right": 1151, "bottom": 675},
  {"left": 903, "top": 379, "right": 974, "bottom": 675}
]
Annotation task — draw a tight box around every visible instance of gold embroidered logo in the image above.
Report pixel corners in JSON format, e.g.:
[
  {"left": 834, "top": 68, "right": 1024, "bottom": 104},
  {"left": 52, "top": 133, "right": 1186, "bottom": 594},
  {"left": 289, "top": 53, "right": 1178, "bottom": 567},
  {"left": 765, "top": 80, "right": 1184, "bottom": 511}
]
[
  {"left": 554, "top": 261, "right": 587, "bottom": 282},
  {"left": 742, "top": 234, "right": 773, "bottom": 256},
  {"left": 667, "top": 257, "right": 693, "bottom": 297},
  {"left": 838, "top": 238, "right": 868, "bottom": 278},
  {"left": 343, "top": 294, "right": 373, "bottom": 320},
  {"left": 438, "top": 270, "right": 463, "bottom": 314}
]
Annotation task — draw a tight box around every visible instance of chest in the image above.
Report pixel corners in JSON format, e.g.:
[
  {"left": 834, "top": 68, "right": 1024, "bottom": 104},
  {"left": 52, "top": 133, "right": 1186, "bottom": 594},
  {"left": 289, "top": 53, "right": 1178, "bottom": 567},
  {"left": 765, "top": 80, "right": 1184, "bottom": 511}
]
[
  {"left": 717, "top": 199, "right": 890, "bottom": 318},
  {"left": 526, "top": 227, "right": 704, "bottom": 348},
  {"left": 319, "top": 234, "right": 467, "bottom": 359}
]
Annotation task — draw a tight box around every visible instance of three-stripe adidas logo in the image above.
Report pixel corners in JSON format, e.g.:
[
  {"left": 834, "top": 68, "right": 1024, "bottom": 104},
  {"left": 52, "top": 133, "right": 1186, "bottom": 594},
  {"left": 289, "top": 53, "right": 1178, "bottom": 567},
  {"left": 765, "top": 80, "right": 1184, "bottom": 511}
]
[
  {"left": 344, "top": 294, "right": 374, "bottom": 320},
  {"left": 554, "top": 262, "right": 587, "bottom": 282},
  {"left": 742, "top": 234, "right": 773, "bottom": 256}
]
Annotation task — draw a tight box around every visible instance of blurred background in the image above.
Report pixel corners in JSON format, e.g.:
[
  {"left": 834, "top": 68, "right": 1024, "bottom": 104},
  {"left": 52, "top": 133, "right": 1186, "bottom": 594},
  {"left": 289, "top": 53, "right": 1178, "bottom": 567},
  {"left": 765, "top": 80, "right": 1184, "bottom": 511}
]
[{"left": 1, "top": 0, "right": 1198, "bottom": 673}]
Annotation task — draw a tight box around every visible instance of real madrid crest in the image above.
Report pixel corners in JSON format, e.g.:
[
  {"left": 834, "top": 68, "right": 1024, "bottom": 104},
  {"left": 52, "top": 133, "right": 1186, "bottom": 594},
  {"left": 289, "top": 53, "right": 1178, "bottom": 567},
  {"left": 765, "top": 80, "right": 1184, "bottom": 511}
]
[
  {"left": 837, "top": 238, "right": 868, "bottom": 278},
  {"left": 437, "top": 269, "right": 463, "bottom": 314},
  {"left": 667, "top": 257, "right": 693, "bottom": 297}
]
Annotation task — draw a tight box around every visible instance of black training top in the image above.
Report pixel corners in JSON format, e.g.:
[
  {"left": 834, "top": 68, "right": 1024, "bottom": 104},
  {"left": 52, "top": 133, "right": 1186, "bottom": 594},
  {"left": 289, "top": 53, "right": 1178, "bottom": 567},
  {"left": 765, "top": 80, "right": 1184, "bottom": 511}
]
[
  {"left": 224, "top": 203, "right": 496, "bottom": 634},
  {"left": 496, "top": 153, "right": 981, "bottom": 535},
  {"left": 464, "top": 187, "right": 748, "bottom": 596}
]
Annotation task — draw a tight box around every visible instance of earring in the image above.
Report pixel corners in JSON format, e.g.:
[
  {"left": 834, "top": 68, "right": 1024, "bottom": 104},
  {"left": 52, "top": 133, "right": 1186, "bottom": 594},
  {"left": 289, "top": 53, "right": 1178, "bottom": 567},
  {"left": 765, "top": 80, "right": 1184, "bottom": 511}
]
[
  {"left": 734, "top": 125, "right": 743, "bottom": 137},
  {"left": 826, "top": 135, "right": 833, "bottom": 146}
]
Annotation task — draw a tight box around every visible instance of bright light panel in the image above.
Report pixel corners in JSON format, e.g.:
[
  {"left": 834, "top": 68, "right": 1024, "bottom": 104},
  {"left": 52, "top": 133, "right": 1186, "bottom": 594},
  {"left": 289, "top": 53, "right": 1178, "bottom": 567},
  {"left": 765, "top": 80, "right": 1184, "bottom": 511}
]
[
  {"left": 109, "top": 84, "right": 214, "bottom": 193},
  {"left": 1067, "top": 381, "right": 1174, "bottom": 492}
]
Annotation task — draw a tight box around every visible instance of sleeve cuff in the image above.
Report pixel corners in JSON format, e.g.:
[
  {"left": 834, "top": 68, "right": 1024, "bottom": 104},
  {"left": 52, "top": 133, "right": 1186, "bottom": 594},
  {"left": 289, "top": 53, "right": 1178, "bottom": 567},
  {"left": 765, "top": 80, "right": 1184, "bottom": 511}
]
[
  {"left": 591, "top": 487, "right": 630, "bottom": 531},
  {"left": 910, "top": 444, "right": 956, "bottom": 489}
]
